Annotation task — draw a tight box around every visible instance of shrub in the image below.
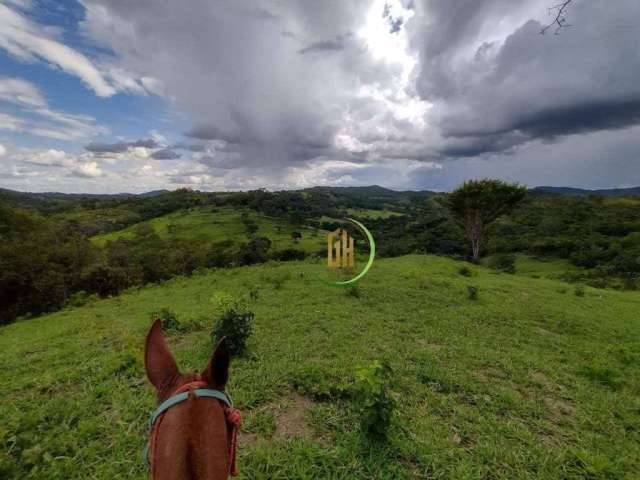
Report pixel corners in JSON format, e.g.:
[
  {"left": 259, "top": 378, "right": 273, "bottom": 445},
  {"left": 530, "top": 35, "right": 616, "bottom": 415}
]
[
  {"left": 488, "top": 253, "right": 516, "bottom": 274},
  {"left": 264, "top": 271, "right": 291, "bottom": 290},
  {"left": 345, "top": 285, "right": 361, "bottom": 298},
  {"left": 289, "top": 364, "right": 349, "bottom": 400},
  {"left": 467, "top": 285, "right": 478, "bottom": 300},
  {"left": 353, "top": 361, "right": 395, "bottom": 441},
  {"left": 81, "top": 264, "right": 130, "bottom": 297},
  {"left": 212, "top": 298, "right": 254, "bottom": 356},
  {"left": 238, "top": 237, "right": 271, "bottom": 265},
  {"left": 66, "top": 291, "right": 98, "bottom": 308},
  {"left": 248, "top": 287, "right": 260, "bottom": 301},
  {"left": 152, "top": 308, "right": 185, "bottom": 333},
  {"left": 586, "top": 278, "right": 607, "bottom": 289},
  {"left": 622, "top": 274, "right": 638, "bottom": 291},
  {"left": 574, "top": 285, "right": 585, "bottom": 297},
  {"left": 271, "top": 248, "right": 306, "bottom": 261},
  {"left": 458, "top": 265, "right": 472, "bottom": 277}
]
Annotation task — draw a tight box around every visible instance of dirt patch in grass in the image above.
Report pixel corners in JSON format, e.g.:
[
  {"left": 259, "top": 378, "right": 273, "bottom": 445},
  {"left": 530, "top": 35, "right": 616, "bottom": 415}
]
[
  {"left": 532, "top": 372, "right": 553, "bottom": 389},
  {"left": 544, "top": 397, "right": 574, "bottom": 423},
  {"left": 273, "top": 393, "right": 315, "bottom": 440},
  {"left": 238, "top": 431, "right": 259, "bottom": 446},
  {"left": 239, "top": 392, "right": 317, "bottom": 446},
  {"left": 416, "top": 339, "right": 443, "bottom": 351},
  {"left": 474, "top": 365, "right": 508, "bottom": 383}
]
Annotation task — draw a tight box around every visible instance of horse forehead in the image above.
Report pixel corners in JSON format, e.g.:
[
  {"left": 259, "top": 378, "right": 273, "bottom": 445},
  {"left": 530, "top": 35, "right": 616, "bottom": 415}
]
[
  {"left": 158, "top": 394, "right": 228, "bottom": 436},
  {"left": 158, "top": 373, "right": 201, "bottom": 402}
]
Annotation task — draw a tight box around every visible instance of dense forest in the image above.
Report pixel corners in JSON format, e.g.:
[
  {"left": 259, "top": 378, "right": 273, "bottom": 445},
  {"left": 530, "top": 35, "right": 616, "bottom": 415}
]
[{"left": 1, "top": 185, "right": 639, "bottom": 325}]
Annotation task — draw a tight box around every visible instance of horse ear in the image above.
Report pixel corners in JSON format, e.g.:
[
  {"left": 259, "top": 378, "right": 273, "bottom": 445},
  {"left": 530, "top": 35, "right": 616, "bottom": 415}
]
[
  {"left": 201, "top": 337, "right": 230, "bottom": 390},
  {"left": 145, "top": 319, "right": 179, "bottom": 390}
]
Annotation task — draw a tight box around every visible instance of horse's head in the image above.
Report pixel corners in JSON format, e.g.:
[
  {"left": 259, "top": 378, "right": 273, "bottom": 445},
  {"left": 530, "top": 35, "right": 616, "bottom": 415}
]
[{"left": 144, "top": 319, "right": 238, "bottom": 479}]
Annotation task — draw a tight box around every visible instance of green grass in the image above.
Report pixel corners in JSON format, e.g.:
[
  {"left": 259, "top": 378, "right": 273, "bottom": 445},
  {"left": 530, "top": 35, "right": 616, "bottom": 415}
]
[
  {"left": 1, "top": 255, "right": 639, "bottom": 479},
  {"left": 482, "top": 254, "right": 583, "bottom": 279},
  {"left": 92, "top": 206, "right": 326, "bottom": 253},
  {"left": 345, "top": 208, "right": 404, "bottom": 219}
]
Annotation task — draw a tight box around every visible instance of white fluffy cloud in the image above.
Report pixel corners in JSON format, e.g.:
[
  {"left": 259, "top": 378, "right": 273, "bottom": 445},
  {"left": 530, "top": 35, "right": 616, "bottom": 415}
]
[
  {"left": 0, "top": 143, "right": 6, "bottom": 157},
  {"left": 73, "top": 161, "right": 103, "bottom": 178},
  {"left": 0, "top": 3, "right": 115, "bottom": 97},
  {"left": 0, "top": 77, "right": 107, "bottom": 140},
  {"left": 24, "top": 148, "right": 72, "bottom": 166}
]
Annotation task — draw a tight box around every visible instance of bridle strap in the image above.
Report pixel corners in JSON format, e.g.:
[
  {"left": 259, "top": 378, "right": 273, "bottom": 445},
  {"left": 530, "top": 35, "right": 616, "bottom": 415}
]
[
  {"left": 148, "top": 388, "right": 233, "bottom": 430},
  {"left": 145, "top": 381, "right": 240, "bottom": 476}
]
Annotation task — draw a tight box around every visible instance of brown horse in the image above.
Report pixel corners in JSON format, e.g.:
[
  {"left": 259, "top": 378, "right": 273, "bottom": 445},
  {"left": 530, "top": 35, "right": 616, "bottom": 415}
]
[{"left": 144, "top": 319, "right": 240, "bottom": 479}]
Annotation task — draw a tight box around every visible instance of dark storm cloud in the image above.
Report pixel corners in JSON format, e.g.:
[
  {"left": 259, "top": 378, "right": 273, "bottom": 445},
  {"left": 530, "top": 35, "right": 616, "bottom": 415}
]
[
  {"left": 151, "top": 148, "right": 181, "bottom": 160},
  {"left": 73, "top": 0, "right": 640, "bottom": 191},
  {"left": 170, "top": 142, "right": 207, "bottom": 152},
  {"left": 85, "top": 138, "right": 158, "bottom": 153},
  {"left": 510, "top": 98, "right": 640, "bottom": 140},
  {"left": 411, "top": 0, "right": 640, "bottom": 157},
  {"left": 183, "top": 124, "right": 243, "bottom": 144},
  {"left": 298, "top": 36, "right": 347, "bottom": 55}
]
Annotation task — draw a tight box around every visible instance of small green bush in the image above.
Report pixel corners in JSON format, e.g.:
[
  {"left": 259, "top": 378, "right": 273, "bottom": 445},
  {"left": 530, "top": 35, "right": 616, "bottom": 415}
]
[
  {"left": 574, "top": 285, "right": 585, "bottom": 297},
  {"left": 66, "top": 291, "right": 98, "bottom": 308},
  {"left": 248, "top": 287, "right": 260, "bottom": 301},
  {"left": 345, "top": 285, "right": 361, "bottom": 298},
  {"left": 467, "top": 285, "right": 478, "bottom": 300},
  {"left": 271, "top": 248, "right": 307, "bottom": 261},
  {"left": 152, "top": 308, "right": 185, "bottom": 333},
  {"left": 212, "top": 298, "right": 254, "bottom": 356},
  {"left": 264, "top": 271, "right": 291, "bottom": 290},
  {"left": 586, "top": 277, "right": 607, "bottom": 289},
  {"left": 458, "top": 265, "right": 472, "bottom": 277},
  {"left": 353, "top": 360, "right": 395, "bottom": 441},
  {"left": 289, "top": 364, "right": 349, "bottom": 400},
  {"left": 488, "top": 254, "right": 516, "bottom": 274}
]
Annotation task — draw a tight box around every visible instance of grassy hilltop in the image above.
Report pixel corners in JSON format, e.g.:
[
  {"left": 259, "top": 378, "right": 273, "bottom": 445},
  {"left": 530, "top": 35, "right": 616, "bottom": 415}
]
[
  {"left": 92, "top": 206, "right": 327, "bottom": 252},
  {"left": 1, "top": 255, "right": 639, "bottom": 479}
]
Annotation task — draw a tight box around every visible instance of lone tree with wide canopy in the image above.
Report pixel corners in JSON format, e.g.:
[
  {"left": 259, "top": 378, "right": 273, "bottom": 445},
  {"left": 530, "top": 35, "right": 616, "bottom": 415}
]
[{"left": 447, "top": 179, "right": 526, "bottom": 260}]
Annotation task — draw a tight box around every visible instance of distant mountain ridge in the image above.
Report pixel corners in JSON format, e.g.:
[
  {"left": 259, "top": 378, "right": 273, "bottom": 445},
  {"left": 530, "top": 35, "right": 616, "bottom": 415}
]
[
  {"left": 301, "top": 185, "right": 436, "bottom": 198},
  {"left": 0, "top": 187, "right": 169, "bottom": 199},
  {"left": 2, "top": 184, "right": 639, "bottom": 201},
  {"left": 533, "top": 186, "right": 640, "bottom": 197}
]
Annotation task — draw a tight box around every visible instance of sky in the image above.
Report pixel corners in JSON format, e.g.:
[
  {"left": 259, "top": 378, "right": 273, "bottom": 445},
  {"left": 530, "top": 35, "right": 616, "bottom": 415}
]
[{"left": 0, "top": 0, "right": 639, "bottom": 193}]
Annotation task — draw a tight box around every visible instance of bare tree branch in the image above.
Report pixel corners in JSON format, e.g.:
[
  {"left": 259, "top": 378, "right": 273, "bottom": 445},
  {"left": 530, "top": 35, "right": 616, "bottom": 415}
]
[{"left": 540, "top": 0, "right": 574, "bottom": 35}]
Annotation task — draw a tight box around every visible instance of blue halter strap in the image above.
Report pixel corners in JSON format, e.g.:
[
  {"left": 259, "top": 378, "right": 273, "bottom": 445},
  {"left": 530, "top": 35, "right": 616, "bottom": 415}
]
[{"left": 144, "top": 388, "right": 233, "bottom": 465}]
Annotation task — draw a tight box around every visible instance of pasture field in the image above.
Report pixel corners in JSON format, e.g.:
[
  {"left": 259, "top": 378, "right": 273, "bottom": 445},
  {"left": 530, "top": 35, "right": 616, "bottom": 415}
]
[
  {"left": 1, "top": 255, "right": 639, "bottom": 479},
  {"left": 481, "top": 254, "right": 583, "bottom": 279},
  {"left": 345, "top": 208, "right": 405, "bottom": 219},
  {"left": 91, "top": 206, "right": 326, "bottom": 253}
]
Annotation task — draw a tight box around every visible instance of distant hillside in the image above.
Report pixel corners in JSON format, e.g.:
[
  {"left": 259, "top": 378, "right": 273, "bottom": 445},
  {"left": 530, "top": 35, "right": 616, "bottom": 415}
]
[
  {"left": 303, "top": 185, "right": 436, "bottom": 198},
  {"left": 0, "top": 187, "right": 170, "bottom": 212},
  {"left": 0, "top": 187, "right": 169, "bottom": 202},
  {"left": 92, "top": 205, "right": 326, "bottom": 253},
  {"left": 533, "top": 186, "right": 640, "bottom": 197}
]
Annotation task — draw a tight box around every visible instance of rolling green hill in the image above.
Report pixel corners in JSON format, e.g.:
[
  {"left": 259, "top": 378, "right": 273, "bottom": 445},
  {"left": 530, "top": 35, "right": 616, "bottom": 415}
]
[
  {"left": 1, "top": 255, "right": 638, "bottom": 479},
  {"left": 92, "top": 206, "right": 327, "bottom": 253}
]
